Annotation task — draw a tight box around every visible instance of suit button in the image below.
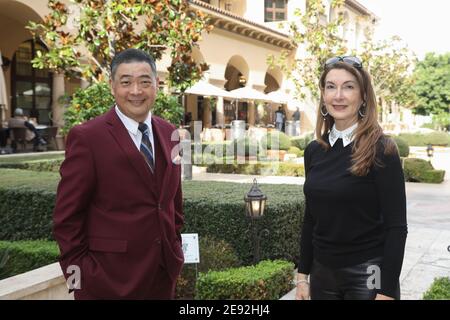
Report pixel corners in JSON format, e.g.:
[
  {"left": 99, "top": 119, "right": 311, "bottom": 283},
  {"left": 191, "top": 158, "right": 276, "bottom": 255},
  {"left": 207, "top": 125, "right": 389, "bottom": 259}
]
[
  {"left": 155, "top": 238, "right": 161, "bottom": 245},
  {"left": 158, "top": 203, "right": 162, "bottom": 210}
]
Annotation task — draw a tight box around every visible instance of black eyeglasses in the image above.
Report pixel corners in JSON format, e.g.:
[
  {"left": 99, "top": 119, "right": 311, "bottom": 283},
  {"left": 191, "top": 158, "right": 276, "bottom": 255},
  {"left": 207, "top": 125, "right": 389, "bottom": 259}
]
[{"left": 325, "top": 56, "right": 363, "bottom": 69}]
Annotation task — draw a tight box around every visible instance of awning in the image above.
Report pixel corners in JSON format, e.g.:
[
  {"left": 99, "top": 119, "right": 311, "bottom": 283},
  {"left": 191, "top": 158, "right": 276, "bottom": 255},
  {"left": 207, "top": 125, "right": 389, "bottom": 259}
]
[{"left": 185, "top": 80, "right": 235, "bottom": 99}]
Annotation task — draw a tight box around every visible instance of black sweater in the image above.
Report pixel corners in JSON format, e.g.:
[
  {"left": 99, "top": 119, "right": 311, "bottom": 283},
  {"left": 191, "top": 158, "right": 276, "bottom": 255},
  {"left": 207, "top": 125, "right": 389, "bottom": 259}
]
[{"left": 298, "top": 137, "right": 408, "bottom": 298}]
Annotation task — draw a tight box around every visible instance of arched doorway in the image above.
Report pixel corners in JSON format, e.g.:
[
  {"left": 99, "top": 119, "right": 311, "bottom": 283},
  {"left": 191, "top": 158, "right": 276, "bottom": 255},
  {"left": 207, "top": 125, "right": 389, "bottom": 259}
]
[
  {"left": 11, "top": 39, "right": 52, "bottom": 124},
  {"left": 224, "top": 55, "right": 249, "bottom": 123},
  {"left": 263, "top": 67, "right": 283, "bottom": 124}
]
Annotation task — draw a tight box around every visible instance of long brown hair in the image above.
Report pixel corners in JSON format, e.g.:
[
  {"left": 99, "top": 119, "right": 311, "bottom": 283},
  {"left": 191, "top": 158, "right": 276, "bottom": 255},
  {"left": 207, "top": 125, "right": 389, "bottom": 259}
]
[{"left": 315, "top": 62, "right": 397, "bottom": 176}]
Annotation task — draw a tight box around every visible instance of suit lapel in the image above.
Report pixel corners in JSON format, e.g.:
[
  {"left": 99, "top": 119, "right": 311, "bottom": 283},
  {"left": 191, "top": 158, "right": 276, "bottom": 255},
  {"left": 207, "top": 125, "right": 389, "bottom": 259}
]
[
  {"left": 105, "top": 108, "right": 157, "bottom": 198},
  {"left": 152, "top": 117, "right": 173, "bottom": 202}
]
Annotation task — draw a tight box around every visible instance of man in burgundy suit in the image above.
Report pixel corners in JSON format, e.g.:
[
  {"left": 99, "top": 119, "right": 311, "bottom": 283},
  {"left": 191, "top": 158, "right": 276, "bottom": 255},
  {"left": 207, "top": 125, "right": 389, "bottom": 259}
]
[{"left": 53, "top": 49, "right": 184, "bottom": 299}]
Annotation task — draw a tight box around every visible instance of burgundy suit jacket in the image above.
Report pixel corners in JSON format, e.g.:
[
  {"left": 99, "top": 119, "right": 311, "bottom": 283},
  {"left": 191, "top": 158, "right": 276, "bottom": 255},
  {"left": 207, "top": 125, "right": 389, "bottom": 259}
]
[{"left": 53, "top": 108, "right": 184, "bottom": 299}]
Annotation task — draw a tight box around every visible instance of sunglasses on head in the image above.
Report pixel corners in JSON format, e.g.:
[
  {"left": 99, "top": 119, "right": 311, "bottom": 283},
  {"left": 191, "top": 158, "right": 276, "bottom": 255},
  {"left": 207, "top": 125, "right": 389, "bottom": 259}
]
[{"left": 325, "top": 56, "right": 363, "bottom": 69}]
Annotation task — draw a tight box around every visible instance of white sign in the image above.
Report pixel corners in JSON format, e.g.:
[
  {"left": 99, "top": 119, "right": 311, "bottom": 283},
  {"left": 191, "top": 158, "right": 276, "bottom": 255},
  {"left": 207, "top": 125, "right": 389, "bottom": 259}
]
[{"left": 181, "top": 233, "right": 200, "bottom": 264}]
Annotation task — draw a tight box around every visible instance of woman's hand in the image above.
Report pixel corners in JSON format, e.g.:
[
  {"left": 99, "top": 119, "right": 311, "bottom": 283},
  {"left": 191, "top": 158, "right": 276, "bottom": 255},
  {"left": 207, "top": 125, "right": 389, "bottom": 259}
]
[
  {"left": 375, "top": 293, "right": 394, "bottom": 300},
  {"left": 295, "top": 274, "right": 310, "bottom": 300},
  {"left": 295, "top": 282, "right": 310, "bottom": 300}
]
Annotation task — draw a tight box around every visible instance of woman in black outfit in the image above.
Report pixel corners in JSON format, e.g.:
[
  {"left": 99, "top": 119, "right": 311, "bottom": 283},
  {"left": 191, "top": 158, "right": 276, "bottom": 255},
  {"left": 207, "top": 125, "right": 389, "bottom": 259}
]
[{"left": 295, "top": 57, "right": 407, "bottom": 300}]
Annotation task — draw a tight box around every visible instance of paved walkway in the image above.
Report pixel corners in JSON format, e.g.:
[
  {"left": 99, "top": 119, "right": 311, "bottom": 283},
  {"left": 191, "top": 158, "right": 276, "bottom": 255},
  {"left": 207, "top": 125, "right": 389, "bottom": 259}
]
[{"left": 192, "top": 147, "right": 450, "bottom": 300}]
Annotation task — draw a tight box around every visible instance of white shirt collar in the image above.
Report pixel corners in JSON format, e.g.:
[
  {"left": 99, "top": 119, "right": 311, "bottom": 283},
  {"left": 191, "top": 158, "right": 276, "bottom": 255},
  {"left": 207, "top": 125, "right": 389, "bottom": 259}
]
[
  {"left": 329, "top": 122, "right": 358, "bottom": 147},
  {"left": 114, "top": 105, "right": 153, "bottom": 137}
]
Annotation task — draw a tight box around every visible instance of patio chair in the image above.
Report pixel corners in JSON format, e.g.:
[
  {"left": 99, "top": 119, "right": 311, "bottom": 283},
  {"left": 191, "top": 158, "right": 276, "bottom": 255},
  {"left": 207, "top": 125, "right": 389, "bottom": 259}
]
[
  {"left": 41, "top": 126, "right": 58, "bottom": 150},
  {"left": 10, "top": 127, "right": 32, "bottom": 152}
]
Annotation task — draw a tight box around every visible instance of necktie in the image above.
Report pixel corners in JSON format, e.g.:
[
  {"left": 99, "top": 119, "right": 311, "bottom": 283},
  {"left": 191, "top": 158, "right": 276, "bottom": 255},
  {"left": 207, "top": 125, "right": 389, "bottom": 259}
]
[{"left": 138, "top": 122, "right": 155, "bottom": 172}]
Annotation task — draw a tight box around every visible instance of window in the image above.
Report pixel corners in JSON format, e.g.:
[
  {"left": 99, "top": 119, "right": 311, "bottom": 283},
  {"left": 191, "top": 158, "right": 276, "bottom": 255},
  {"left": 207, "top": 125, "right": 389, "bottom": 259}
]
[
  {"left": 265, "top": 0, "right": 288, "bottom": 22},
  {"left": 11, "top": 40, "right": 53, "bottom": 125}
]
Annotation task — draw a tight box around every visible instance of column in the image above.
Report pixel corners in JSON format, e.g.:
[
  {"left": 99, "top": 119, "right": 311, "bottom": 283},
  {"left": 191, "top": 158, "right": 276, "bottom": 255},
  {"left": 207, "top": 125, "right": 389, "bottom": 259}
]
[
  {"left": 52, "top": 72, "right": 65, "bottom": 150},
  {"left": 247, "top": 101, "right": 256, "bottom": 126},
  {"left": 216, "top": 96, "right": 224, "bottom": 127},
  {"left": 202, "top": 98, "right": 212, "bottom": 128}
]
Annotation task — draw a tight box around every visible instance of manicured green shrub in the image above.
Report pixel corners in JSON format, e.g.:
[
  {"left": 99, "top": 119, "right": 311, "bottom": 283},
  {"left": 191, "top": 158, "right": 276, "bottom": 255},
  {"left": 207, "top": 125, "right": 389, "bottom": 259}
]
[
  {"left": 207, "top": 162, "right": 305, "bottom": 177},
  {"left": 195, "top": 260, "right": 294, "bottom": 300},
  {"left": 228, "top": 137, "right": 260, "bottom": 157},
  {"left": 287, "top": 146, "right": 304, "bottom": 158},
  {"left": 182, "top": 181, "right": 305, "bottom": 265},
  {"left": 176, "top": 236, "right": 241, "bottom": 299},
  {"left": 263, "top": 131, "right": 291, "bottom": 151},
  {"left": 0, "top": 187, "right": 56, "bottom": 241},
  {"left": 0, "top": 240, "right": 59, "bottom": 280},
  {"left": 392, "top": 136, "right": 410, "bottom": 157},
  {"left": 191, "top": 141, "right": 231, "bottom": 156},
  {"left": 423, "top": 277, "right": 450, "bottom": 300},
  {"left": 398, "top": 132, "right": 450, "bottom": 147},
  {"left": 0, "top": 170, "right": 305, "bottom": 266},
  {"left": 0, "top": 153, "right": 64, "bottom": 165},
  {"left": 403, "top": 158, "right": 445, "bottom": 183},
  {"left": 290, "top": 132, "right": 314, "bottom": 150},
  {"left": 0, "top": 159, "right": 63, "bottom": 172},
  {"left": 0, "top": 169, "right": 58, "bottom": 241}
]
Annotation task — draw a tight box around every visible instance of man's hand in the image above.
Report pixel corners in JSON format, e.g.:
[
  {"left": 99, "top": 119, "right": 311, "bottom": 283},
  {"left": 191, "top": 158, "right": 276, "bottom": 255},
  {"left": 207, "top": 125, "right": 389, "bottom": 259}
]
[{"left": 375, "top": 293, "right": 394, "bottom": 300}]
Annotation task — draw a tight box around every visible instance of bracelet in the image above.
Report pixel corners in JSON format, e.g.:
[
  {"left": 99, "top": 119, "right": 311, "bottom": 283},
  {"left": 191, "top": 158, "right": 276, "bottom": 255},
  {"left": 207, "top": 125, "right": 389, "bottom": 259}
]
[{"left": 294, "top": 279, "right": 309, "bottom": 285}]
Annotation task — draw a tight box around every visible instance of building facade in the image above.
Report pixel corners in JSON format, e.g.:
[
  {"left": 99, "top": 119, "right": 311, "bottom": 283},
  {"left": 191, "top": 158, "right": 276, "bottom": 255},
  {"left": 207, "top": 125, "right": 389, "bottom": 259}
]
[{"left": 0, "top": 0, "right": 376, "bottom": 146}]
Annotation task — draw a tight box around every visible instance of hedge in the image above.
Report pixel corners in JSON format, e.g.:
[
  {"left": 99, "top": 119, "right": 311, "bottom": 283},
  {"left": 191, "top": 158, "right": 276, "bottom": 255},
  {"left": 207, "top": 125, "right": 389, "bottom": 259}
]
[
  {"left": 191, "top": 141, "right": 231, "bottom": 156},
  {"left": 206, "top": 162, "right": 305, "bottom": 177},
  {"left": 0, "top": 159, "right": 63, "bottom": 172},
  {"left": 398, "top": 132, "right": 450, "bottom": 147},
  {"left": 0, "top": 153, "right": 64, "bottom": 165},
  {"left": 0, "top": 153, "right": 64, "bottom": 172},
  {"left": 290, "top": 133, "right": 314, "bottom": 150},
  {"left": 392, "top": 136, "right": 410, "bottom": 158},
  {"left": 195, "top": 260, "right": 294, "bottom": 299},
  {"left": 264, "top": 131, "right": 291, "bottom": 150},
  {"left": 287, "top": 146, "right": 304, "bottom": 158},
  {"left": 423, "top": 277, "right": 450, "bottom": 300},
  {"left": 0, "top": 169, "right": 305, "bottom": 265},
  {"left": 176, "top": 236, "right": 241, "bottom": 299},
  {"left": 0, "top": 240, "right": 59, "bottom": 280},
  {"left": 403, "top": 158, "right": 445, "bottom": 183}
]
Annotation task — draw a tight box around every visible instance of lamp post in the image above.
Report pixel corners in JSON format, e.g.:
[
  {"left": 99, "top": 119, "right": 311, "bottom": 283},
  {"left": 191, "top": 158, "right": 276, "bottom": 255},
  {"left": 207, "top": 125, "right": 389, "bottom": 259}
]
[
  {"left": 244, "top": 179, "right": 268, "bottom": 264},
  {"left": 426, "top": 144, "right": 434, "bottom": 163}
]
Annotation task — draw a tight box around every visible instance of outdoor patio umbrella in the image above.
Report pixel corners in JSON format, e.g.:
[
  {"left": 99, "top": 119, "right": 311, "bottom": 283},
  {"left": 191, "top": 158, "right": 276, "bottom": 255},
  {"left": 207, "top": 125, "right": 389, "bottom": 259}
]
[
  {"left": 0, "top": 52, "right": 8, "bottom": 124},
  {"left": 185, "top": 80, "right": 235, "bottom": 99},
  {"left": 23, "top": 84, "right": 51, "bottom": 96},
  {"left": 266, "top": 90, "right": 288, "bottom": 104},
  {"left": 228, "top": 86, "right": 269, "bottom": 101},
  {"left": 228, "top": 86, "right": 269, "bottom": 119}
]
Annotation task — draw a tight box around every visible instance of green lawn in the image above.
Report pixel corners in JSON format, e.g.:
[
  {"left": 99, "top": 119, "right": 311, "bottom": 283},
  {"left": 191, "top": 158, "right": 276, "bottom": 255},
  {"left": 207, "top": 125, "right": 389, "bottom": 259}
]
[{"left": 0, "top": 169, "right": 60, "bottom": 192}]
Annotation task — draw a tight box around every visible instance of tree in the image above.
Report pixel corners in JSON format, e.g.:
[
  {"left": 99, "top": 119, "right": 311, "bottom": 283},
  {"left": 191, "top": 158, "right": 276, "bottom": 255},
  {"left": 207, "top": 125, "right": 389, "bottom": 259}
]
[
  {"left": 27, "top": 0, "right": 213, "bottom": 92},
  {"left": 268, "top": 0, "right": 416, "bottom": 112},
  {"left": 412, "top": 52, "right": 450, "bottom": 116},
  {"left": 357, "top": 34, "right": 417, "bottom": 121},
  {"left": 61, "top": 82, "right": 184, "bottom": 135},
  {"left": 268, "top": 0, "right": 346, "bottom": 100}
]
